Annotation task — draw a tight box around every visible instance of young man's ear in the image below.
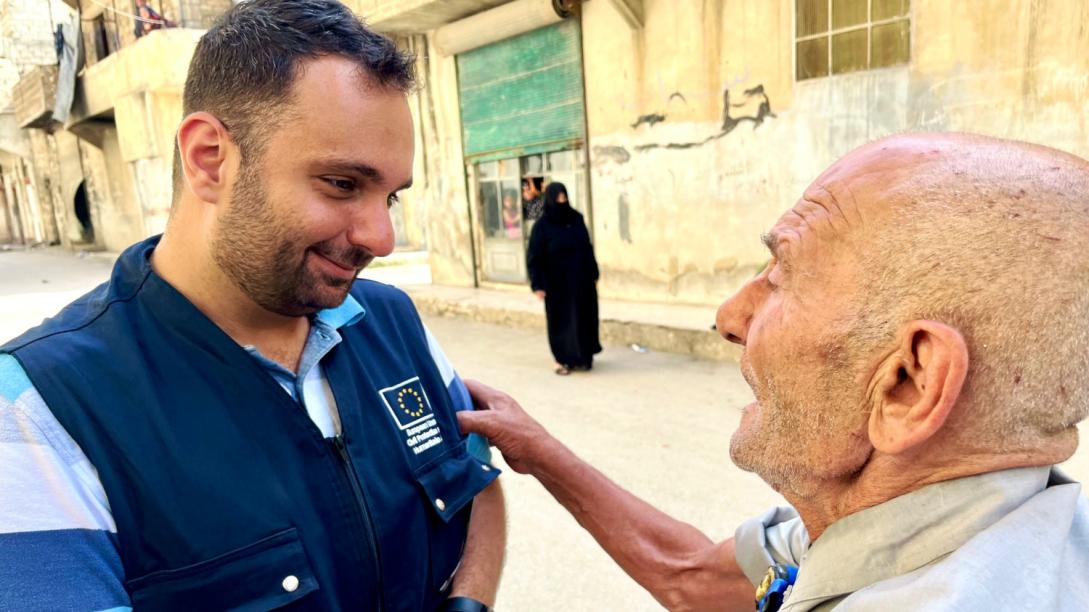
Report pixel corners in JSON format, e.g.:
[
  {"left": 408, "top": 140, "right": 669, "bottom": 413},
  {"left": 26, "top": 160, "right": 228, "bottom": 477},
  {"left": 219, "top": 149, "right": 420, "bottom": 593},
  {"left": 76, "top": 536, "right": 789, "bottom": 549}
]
[
  {"left": 176, "top": 112, "right": 233, "bottom": 204},
  {"left": 867, "top": 320, "right": 969, "bottom": 455}
]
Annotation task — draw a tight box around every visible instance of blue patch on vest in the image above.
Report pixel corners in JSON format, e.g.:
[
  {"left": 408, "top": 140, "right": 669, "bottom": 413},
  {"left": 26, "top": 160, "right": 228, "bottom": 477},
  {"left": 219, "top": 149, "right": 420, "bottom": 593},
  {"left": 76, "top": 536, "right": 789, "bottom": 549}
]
[{"left": 380, "top": 377, "right": 434, "bottom": 429}]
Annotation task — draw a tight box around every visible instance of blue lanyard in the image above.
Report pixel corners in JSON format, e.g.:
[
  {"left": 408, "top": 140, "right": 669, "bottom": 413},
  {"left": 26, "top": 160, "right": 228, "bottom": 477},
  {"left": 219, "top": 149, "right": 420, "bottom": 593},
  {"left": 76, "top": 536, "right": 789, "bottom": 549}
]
[{"left": 756, "top": 563, "right": 798, "bottom": 612}]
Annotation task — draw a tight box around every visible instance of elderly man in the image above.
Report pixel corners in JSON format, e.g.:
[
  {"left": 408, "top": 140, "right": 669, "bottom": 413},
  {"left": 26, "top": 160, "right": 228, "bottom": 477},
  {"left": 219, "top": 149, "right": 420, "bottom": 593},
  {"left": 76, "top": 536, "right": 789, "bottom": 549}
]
[
  {"left": 459, "top": 133, "right": 1089, "bottom": 611},
  {"left": 1, "top": 1, "right": 502, "bottom": 610}
]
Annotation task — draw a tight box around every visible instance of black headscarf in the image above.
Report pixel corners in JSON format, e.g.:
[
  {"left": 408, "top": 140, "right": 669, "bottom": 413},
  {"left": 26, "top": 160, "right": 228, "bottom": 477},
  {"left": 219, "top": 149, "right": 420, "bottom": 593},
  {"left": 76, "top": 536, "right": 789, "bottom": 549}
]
[{"left": 542, "top": 182, "right": 580, "bottom": 223}]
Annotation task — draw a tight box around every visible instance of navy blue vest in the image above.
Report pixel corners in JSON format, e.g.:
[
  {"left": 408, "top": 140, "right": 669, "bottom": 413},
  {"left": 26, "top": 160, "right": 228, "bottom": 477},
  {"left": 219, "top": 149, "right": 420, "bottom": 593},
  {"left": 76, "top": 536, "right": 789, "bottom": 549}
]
[{"left": 1, "top": 237, "right": 498, "bottom": 611}]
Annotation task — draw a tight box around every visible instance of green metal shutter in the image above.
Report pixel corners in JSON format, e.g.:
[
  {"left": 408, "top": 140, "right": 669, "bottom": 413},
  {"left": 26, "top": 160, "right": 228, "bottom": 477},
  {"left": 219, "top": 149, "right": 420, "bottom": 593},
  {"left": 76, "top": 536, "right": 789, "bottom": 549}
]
[{"left": 457, "top": 19, "right": 586, "bottom": 163}]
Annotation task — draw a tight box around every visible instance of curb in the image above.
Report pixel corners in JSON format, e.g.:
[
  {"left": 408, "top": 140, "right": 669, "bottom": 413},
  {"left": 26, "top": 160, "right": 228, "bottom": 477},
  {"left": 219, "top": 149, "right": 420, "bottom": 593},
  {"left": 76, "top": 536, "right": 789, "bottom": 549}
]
[{"left": 406, "top": 289, "right": 740, "bottom": 363}]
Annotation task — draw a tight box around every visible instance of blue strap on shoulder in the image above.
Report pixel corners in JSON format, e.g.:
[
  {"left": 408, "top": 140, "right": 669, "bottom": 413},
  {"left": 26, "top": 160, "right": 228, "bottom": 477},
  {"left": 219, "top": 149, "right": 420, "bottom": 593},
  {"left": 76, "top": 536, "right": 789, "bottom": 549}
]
[{"left": 756, "top": 563, "right": 798, "bottom": 612}]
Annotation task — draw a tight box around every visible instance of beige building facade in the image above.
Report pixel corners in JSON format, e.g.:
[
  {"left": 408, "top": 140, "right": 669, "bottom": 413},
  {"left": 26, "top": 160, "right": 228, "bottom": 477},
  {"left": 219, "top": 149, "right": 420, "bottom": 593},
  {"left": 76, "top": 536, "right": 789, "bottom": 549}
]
[
  {"left": 364, "top": 0, "right": 1089, "bottom": 306},
  {"left": 0, "top": 0, "right": 73, "bottom": 246},
  {"left": 4, "top": 0, "right": 1085, "bottom": 303},
  {"left": 1, "top": 0, "right": 222, "bottom": 252}
]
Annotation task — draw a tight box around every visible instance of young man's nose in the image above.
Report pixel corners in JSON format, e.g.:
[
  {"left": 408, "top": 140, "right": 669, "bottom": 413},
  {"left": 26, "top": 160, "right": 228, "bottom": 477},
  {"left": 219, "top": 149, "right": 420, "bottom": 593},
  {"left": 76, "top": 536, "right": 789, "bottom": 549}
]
[{"left": 346, "top": 200, "right": 395, "bottom": 257}]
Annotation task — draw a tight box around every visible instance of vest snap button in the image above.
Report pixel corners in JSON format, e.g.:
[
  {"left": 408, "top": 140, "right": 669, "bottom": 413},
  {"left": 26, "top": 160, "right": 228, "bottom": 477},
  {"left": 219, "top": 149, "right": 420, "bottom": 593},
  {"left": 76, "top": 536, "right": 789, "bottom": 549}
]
[
  {"left": 481, "top": 464, "right": 491, "bottom": 472},
  {"left": 435, "top": 498, "right": 446, "bottom": 511},
  {"left": 282, "top": 575, "right": 300, "bottom": 592}
]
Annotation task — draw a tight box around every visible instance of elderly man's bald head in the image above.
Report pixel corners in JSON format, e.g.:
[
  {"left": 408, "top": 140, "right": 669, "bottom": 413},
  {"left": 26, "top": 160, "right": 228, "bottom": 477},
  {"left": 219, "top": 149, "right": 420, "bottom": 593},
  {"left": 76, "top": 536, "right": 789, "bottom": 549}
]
[{"left": 839, "top": 133, "right": 1089, "bottom": 455}]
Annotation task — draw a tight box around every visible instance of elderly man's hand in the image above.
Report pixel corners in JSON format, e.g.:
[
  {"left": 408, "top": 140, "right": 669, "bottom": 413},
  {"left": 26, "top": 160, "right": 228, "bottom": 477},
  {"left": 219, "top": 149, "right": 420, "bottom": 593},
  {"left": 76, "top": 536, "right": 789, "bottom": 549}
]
[{"left": 457, "top": 379, "right": 554, "bottom": 474}]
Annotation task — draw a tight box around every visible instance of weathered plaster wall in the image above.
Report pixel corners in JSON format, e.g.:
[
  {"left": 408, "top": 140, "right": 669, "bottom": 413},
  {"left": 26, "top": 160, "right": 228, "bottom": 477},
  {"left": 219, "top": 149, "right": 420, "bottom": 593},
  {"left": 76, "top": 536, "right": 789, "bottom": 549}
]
[
  {"left": 118, "top": 89, "right": 182, "bottom": 235},
  {"left": 69, "top": 30, "right": 195, "bottom": 247},
  {"left": 74, "top": 28, "right": 199, "bottom": 121},
  {"left": 410, "top": 34, "right": 477, "bottom": 285},
  {"left": 1, "top": 0, "right": 78, "bottom": 245},
  {"left": 0, "top": 0, "right": 67, "bottom": 70},
  {"left": 0, "top": 170, "right": 11, "bottom": 242},
  {"left": 20, "top": 129, "right": 86, "bottom": 247},
  {"left": 908, "top": 0, "right": 1089, "bottom": 155},
  {"left": 52, "top": 130, "right": 86, "bottom": 245},
  {"left": 79, "top": 127, "right": 146, "bottom": 251},
  {"left": 579, "top": 0, "right": 1089, "bottom": 306}
]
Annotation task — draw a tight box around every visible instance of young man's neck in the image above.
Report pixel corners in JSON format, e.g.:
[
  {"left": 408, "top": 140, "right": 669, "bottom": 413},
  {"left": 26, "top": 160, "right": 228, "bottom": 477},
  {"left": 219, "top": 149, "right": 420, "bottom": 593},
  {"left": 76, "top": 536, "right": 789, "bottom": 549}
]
[{"left": 153, "top": 225, "right": 310, "bottom": 371}]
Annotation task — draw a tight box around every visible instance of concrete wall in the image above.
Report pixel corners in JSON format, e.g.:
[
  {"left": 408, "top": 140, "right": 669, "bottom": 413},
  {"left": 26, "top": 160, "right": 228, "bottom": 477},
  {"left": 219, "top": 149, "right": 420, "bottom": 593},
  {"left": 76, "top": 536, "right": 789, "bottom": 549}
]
[
  {"left": 0, "top": 0, "right": 68, "bottom": 70},
  {"left": 0, "top": 0, "right": 74, "bottom": 245},
  {"left": 65, "top": 29, "right": 200, "bottom": 250},
  {"left": 408, "top": 34, "right": 477, "bottom": 283},
  {"left": 160, "top": 0, "right": 234, "bottom": 29},
  {"left": 22, "top": 130, "right": 88, "bottom": 247},
  {"left": 574, "top": 0, "right": 1089, "bottom": 306},
  {"left": 0, "top": 169, "right": 11, "bottom": 242},
  {"left": 26, "top": 130, "right": 62, "bottom": 244},
  {"left": 78, "top": 126, "right": 147, "bottom": 251},
  {"left": 24, "top": 129, "right": 90, "bottom": 247},
  {"left": 407, "top": 0, "right": 1089, "bottom": 304},
  {"left": 2, "top": 0, "right": 231, "bottom": 252},
  {"left": 356, "top": 0, "right": 509, "bottom": 32}
]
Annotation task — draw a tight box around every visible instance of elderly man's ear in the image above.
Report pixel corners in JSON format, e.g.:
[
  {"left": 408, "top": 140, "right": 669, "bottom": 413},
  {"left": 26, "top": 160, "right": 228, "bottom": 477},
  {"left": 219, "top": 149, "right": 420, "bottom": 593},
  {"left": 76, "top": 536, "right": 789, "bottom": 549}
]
[{"left": 867, "top": 321, "right": 969, "bottom": 455}]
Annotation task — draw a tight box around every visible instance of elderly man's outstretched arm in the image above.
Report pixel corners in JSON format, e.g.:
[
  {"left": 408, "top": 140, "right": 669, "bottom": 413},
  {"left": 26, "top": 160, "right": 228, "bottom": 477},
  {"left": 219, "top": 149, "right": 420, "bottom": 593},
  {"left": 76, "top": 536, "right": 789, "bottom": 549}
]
[{"left": 457, "top": 379, "right": 754, "bottom": 612}]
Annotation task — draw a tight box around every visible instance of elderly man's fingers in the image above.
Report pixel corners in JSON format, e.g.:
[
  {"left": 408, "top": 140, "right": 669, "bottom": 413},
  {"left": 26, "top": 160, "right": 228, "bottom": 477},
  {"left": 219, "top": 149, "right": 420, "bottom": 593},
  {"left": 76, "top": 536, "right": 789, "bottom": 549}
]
[
  {"left": 456, "top": 409, "right": 486, "bottom": 436},
  {"left": 463, "top": 379, "right": 495, "bottom": 408},
  {"left": 463, "top": 378, "right": 513, "bottom": 411}
]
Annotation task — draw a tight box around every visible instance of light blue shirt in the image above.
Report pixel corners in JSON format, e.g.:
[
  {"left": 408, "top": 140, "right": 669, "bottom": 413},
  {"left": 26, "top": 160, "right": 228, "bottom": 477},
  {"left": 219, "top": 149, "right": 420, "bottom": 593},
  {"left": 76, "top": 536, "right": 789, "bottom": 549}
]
[
  {"left": 735, "top": 466, "right": 1089, "bottom": 611},
  {"left": 242, "top": 296, "right": 491, "bottom": 465}
]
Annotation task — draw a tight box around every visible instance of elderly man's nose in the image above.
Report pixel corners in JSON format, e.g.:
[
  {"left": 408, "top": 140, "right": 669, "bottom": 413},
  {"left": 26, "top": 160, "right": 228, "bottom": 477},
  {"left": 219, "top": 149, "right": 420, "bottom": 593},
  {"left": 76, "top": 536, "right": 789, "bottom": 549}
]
[{"left": 715, "top": 290, "right": 752, "bottom": 346}]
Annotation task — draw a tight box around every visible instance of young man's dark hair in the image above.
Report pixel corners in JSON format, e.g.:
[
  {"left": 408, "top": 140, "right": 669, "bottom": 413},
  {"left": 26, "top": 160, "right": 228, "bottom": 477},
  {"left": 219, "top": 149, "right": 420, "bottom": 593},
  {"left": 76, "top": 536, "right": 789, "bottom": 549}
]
[{"left": 171, "top": 0, "right": 415, "bottom": 200}]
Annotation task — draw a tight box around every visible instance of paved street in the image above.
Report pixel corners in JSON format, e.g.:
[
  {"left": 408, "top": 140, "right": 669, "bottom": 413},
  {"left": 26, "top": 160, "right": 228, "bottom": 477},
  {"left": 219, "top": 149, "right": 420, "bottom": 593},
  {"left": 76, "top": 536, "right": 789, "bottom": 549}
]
[{"left": 2, "top": 247, "right": 1088, "bottom": 610}]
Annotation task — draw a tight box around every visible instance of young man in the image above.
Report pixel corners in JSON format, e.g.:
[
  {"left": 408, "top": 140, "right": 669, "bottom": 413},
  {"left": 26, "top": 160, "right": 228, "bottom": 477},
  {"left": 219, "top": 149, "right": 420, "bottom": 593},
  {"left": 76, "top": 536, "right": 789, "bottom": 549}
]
[{"left": 0, "top": 1, "right": 503, "bottom": 610}]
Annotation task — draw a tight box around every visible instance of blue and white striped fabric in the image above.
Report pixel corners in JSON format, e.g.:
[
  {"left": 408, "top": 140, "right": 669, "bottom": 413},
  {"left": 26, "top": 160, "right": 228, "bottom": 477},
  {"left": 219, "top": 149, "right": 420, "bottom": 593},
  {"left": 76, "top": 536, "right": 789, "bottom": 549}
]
[
  {"left": 0, "top": 352, "right": 130, "bottom": 612},
  {"left": 0, "top": 294, "right": 487, "bottom": 610}
]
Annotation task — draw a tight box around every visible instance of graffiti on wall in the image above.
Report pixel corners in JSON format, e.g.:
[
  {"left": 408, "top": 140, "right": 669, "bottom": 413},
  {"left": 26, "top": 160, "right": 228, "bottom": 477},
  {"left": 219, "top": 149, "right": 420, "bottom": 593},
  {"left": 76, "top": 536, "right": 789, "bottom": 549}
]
[{"left": 633, "top": 84, "right": 776, "bottom": 151}]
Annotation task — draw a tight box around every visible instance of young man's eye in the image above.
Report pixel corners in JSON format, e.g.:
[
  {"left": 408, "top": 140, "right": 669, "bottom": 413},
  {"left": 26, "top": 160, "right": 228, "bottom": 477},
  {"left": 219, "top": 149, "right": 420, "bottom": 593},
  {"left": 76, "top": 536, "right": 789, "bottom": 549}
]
[
  {"left": 387, "top": 193, "right": 400, "bottom": 208},
  {"left": 327, "top": 178, "right": 355, "bottom": 192}
]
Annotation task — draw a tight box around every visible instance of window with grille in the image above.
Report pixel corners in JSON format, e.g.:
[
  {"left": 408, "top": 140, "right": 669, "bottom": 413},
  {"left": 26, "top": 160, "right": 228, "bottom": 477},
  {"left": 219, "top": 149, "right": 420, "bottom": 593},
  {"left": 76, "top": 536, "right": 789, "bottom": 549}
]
[{"left": 795, "top": 0, "right": 910, "bottom": 81}]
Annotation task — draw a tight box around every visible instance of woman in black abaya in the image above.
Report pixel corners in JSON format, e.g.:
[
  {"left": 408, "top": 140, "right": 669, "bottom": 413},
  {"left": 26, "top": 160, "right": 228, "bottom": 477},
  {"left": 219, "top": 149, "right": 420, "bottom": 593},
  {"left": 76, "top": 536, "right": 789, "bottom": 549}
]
[{"left": 526, "top": 182, "right": 602, "bottom": 375}]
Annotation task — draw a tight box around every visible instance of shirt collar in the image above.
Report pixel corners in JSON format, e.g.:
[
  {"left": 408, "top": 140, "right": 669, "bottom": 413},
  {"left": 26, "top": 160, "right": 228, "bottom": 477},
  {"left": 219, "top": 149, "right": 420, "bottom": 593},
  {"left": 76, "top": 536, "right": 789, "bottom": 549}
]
[
  {"left": 315, "top": 294, "right": 366, "bottom": 329},
  {"left": 785, "top": 466, "right": 1052, "bottom": 608}
]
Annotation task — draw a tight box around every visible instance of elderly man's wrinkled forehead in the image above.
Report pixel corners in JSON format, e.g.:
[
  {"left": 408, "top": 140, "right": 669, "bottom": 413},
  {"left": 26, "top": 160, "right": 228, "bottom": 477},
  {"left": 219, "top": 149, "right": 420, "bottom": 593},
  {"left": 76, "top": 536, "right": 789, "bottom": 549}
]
[{"left": 774, "top": 136, "right": 951, "bottom": 247}]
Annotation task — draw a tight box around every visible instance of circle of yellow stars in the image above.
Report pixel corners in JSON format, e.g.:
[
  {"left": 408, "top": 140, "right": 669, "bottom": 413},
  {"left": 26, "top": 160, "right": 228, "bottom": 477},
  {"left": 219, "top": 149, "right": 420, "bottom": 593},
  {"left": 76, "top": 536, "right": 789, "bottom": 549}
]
[{"left": 397, "top": 387, "right": 426, "bottom": 418}]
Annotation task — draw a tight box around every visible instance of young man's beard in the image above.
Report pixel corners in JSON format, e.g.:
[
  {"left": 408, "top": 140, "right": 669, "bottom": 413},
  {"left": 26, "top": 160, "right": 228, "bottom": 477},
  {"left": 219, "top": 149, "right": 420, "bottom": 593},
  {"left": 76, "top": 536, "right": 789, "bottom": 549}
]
[{"left": 210, "top": 164, "right": 367, "bottom": 317}]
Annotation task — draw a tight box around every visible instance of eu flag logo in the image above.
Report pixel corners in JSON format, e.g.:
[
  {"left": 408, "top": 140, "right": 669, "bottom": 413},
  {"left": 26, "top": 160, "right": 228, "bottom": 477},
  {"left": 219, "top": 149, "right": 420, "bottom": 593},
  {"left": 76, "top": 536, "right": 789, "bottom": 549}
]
[{"left": 379, "top": 377, "right": 435, "bottom": 430}]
